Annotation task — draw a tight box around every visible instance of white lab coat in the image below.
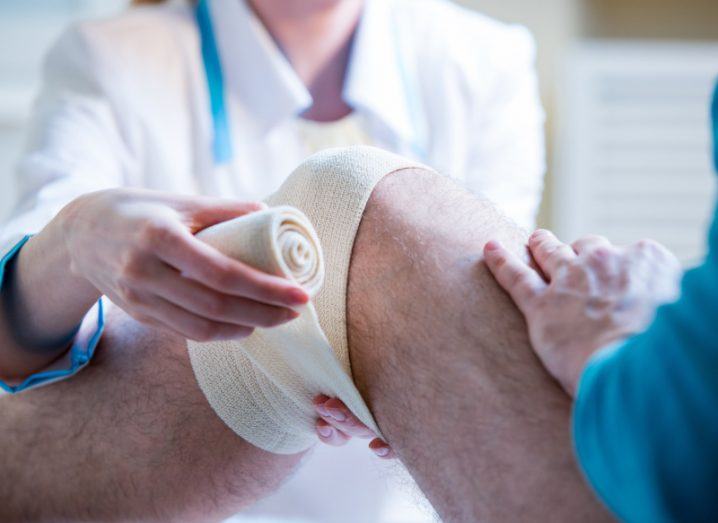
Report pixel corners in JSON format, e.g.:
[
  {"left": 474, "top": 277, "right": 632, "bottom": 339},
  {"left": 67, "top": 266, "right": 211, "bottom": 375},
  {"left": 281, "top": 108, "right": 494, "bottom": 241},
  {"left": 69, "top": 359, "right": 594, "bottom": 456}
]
[{"left": 0, "top": 0, "right": 545, "bottom": 521}]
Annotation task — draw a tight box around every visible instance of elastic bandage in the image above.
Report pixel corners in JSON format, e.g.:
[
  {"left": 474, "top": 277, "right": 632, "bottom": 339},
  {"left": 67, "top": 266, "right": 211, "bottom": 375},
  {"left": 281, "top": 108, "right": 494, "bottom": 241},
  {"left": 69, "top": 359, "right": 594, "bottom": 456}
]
[{"left": 188, "top": 146, "right": 431, "bottom": 454}]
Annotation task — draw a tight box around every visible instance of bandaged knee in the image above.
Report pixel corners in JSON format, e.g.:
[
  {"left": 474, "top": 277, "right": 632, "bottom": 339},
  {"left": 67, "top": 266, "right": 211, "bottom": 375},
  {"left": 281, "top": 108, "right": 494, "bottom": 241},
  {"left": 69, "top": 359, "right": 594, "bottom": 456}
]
[{"left": 188, "top": 146, "right": 430, "bottom": 454}]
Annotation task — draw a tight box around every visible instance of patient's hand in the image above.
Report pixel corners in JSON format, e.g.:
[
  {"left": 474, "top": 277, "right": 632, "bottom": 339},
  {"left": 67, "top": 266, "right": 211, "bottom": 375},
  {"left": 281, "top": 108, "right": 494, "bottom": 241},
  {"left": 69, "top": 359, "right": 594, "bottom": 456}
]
[
  {"left": 483, "top": 230, "right": 681, "bottom": 396},
  {"left": 313, "top": 395, "right": 395, "bottom": 458}
]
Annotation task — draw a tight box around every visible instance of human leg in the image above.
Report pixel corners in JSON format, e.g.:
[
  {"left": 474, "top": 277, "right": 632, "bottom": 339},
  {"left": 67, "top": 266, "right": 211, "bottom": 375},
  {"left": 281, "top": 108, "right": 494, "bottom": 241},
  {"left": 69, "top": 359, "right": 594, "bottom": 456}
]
[
  {"left": 0, "top": 305, "right": 304, "bottom": 522},
  {"left": 1, "top": 148, "right": 609, "bottom": 523},
  {"left": 346, "top": 167, "right": 610, "bottom": 522}
]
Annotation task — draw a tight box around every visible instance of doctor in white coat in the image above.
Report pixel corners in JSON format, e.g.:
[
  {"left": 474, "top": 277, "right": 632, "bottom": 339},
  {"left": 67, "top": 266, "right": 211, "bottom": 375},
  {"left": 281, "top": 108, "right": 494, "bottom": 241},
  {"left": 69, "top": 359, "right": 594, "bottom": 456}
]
[{"left": 0, "top": 0, "right": 545, "bottom": 521}]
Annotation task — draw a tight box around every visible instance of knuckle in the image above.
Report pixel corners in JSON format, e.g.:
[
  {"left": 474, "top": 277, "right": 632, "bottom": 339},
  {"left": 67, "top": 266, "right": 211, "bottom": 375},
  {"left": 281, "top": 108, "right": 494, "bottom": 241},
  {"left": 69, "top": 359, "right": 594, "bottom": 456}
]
[
  {"left": 530, "top": 229, "right": 550, "bottom": 242},
  {"left": 636, "top": 238, "right": 659, "bottom": 252},
  {"left": 514, "top": 279, "right": 538, "bottom": 301},
  {"left": 204, "top": 295, "right": 229, "bottom": 318},
  {"left": 490, "top": 255, "right": 508, "bottom": 270},
  {"left": 587, "top": 246, "right": 612, "bottom": 263},
  {"left": 120, "top": 252, "right": 147, "bottom": 281},
  {"left": 548, "top": 248, "right": 570, "bottom": 266},
  {"left": 507, "top": 268, "right": 528, "bottom": 289},
  {"left": 212, "top": 264, "right": 239, "bottom": 290},
  {"left": 564, "top": 271, "right": 583, "bottom": 289},
  {"left": 139, "top": 220, "right": 174, "bottom": 249},
  {"left": 190, "top": 321, "right": 217, "bottom": 342},
  {"left": 535, "top": 238, "right": 553, "bottom": 253}
]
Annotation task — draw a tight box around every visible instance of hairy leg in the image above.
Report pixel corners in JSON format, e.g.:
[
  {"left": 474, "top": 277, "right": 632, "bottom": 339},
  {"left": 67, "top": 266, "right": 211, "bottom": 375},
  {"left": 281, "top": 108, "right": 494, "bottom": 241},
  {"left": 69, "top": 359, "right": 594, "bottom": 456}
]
[
  {"left": 348, "top": 169, "right": 610, "bottom": 522},
  {"left": 0, "top": 305, "right": 304, "bottom": 523},
  {"left": 0, "top": 166, "right": 609, "bottom": 522}
]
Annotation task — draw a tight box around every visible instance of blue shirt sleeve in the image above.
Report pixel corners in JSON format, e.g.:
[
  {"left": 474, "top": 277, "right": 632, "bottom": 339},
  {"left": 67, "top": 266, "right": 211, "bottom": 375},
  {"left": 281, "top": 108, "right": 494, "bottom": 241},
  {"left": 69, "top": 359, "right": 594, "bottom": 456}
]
[
  {"left": 572, "top": 83, "right": 718, "bottom": 522},
  {"left": 0, "top": 235, "right": 105, "bottom": 394}
]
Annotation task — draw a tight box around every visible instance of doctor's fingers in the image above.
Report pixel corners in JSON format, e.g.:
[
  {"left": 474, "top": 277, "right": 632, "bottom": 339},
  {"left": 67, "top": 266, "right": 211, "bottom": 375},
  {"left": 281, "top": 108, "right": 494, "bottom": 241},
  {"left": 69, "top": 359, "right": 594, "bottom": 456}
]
[
  {"left": 118, "top": 291, "right": 255, "bottom": 342},
  {"left": 141, "top": 262, "right": 300, "bottom": 329},
  {"left": 179, "top": 197, "right": 267, "bottom": 232},
  {"left": 528, "top": 229, "right": 577, "bottom": 278},
  {"left": 571, "top": 235, "right": 613, "bottom": 256},
  {"left": 484, "top": 240, "right": 546, "bottom": 314},
  {"left": 152, "top": 226, "right": 310, "bottom": 308}
]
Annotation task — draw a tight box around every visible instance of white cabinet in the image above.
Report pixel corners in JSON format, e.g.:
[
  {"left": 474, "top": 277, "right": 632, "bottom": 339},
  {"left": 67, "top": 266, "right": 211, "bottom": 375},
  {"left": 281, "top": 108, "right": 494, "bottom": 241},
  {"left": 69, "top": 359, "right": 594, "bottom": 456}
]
[{"left": 555, "top": 42, "right": 718, "bottom": 263}]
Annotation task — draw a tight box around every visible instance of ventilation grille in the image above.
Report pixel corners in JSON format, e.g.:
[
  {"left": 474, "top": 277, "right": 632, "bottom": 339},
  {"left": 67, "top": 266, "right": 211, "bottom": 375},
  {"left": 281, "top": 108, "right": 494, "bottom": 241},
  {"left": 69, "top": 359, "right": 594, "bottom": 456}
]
[{"left": 555, "top": 41, "right": 718, "bottom": 264}]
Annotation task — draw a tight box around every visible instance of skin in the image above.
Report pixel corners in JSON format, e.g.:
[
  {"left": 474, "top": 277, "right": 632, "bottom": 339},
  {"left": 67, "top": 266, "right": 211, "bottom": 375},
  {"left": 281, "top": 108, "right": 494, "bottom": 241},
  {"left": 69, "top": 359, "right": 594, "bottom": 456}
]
[
  {"left": 345, "top": 169, "right": 610, "bottom": 522},
  {"left": 0, "top": 166, "right": 608, "bottom": 522},
  {"left": 0, "top": 305, "right": 306, "bottom": 523},
  {"left": 319, "top": 231, "right": 682, "bottom": 450},
  {"left": 0, "top": 190, "right": 309, "bottom": 382},
  {"left": 0, "top": 0, "right": 362, "bottom": 381},
  {"left": 483, "top": 230, "right": 682, "bottom": 395},
  {"left": 0, "top": 0, "right": 387, "bottom": 455},
  {"left": 249, "top": 0, "right": 363, "bottom": 121}
]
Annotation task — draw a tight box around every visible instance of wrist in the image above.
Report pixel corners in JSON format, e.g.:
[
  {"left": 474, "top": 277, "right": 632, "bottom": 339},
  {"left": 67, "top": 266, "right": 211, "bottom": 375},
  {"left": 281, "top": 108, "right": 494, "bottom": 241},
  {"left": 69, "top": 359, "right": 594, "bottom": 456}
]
[
  {"left": 54, "top": 194, "right": 94, "bottom": 283},
  {"left": 14, "top": 209, "right": 100, "bottom": 345},
  {"left": 548, "top": 347, "right": 595, "bottom": 398}
]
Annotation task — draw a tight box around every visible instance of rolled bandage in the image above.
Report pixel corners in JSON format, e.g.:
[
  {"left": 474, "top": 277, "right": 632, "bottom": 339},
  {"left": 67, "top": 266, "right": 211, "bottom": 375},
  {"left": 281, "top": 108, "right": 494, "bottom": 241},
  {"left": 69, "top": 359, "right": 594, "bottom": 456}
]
[{"left": 188, "top": 146, "right": 431, "bottom": 454}]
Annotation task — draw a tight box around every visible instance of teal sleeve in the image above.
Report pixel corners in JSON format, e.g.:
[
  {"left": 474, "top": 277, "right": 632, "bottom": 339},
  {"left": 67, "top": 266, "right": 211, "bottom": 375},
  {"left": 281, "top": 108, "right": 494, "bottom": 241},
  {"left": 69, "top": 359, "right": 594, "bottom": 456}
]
[
  {"left": 573, "top": 82, "right": 718, "bottom": 522},
  {"left": 0, "top": 235, "right": 105, "bottom": 394}
]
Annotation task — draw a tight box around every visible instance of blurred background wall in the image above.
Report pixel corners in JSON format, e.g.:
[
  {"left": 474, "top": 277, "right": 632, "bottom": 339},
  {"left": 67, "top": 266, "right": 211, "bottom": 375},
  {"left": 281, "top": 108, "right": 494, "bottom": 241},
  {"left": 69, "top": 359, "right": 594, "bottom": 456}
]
[
  {"left": 465, "top": 0, "right": 718, "bottom": 263},
  {"left": 1, "top": 0, "right": 717, "bottom": 263}
]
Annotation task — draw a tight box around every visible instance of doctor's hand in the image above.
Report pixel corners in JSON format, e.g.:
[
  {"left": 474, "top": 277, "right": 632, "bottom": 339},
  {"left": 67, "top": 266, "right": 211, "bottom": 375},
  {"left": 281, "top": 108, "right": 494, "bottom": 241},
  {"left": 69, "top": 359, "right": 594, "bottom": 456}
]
[
  {"left": 60, "top": 188, "right": 309, "bottom": 341},
  {"left": 313, "top": 395, "right": 395, "bottom": 459},
  {"left": 483, "top": 230, "right": 681, "bottom": 396}
]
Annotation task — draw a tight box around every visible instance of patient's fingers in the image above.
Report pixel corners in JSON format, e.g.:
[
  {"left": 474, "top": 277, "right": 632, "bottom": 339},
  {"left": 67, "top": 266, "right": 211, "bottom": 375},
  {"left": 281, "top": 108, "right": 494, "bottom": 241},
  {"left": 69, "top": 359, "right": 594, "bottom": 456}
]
[
  {"left": 313, "top": 396, "right": 375, "bottom": 438},
  {"left": 315, "top": 418, "right": 350, "bottom": 446},
  {"left": 529, "top": 229, "right": 576, "bottom": 277},
  {"left": 369, "top": 439, "right": 395, "bottom": 459},
  {"left": 313, "top": 396, "right": 397, "bottom": 457},
  {"left": 571, "top": 235, "right": 612, "bottom": 255},
  {"left": 484, "top": 241, "right": 545, "bottom": 314}
]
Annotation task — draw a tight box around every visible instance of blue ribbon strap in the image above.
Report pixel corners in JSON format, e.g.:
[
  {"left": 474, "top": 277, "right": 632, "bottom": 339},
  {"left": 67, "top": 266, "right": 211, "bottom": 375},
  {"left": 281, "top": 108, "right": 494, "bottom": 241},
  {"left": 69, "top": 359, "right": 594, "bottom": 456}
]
[{"left": 196, "top": 0, "right": 234, "bottom": 165}]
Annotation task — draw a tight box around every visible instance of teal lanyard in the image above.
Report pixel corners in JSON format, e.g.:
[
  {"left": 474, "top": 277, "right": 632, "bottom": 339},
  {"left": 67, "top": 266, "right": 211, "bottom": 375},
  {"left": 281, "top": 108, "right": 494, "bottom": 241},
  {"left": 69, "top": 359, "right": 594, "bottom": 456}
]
[
  {"left": 196, "top": 0, "right": 233, "bottom": 165},
  {"left": 195, "top": 0, "right": 427, "bottom": 165}
]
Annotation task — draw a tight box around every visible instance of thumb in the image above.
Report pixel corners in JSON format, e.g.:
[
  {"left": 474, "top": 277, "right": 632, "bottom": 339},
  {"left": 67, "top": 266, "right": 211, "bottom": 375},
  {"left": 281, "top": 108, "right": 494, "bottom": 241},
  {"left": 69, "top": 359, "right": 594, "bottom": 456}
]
[{"left": 188, "top": 198, "right": 268, "bottom": 232}]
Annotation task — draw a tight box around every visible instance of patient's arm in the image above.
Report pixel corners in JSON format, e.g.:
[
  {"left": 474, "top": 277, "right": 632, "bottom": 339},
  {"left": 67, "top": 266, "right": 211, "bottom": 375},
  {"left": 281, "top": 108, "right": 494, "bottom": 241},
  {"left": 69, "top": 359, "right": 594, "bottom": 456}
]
[
  {"left": 347, "top": 168, "right": 610, "bottom": 522},
  {"left": 0, "top": 305, "right": 304, "bottom": 523}
]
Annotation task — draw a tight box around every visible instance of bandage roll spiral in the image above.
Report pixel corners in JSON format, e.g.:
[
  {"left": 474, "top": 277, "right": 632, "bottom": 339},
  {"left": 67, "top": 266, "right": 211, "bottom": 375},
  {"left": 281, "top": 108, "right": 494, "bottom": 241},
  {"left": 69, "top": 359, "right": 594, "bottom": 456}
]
[
  {"left": 188, "top": 146, "right": 431, "bottom": 454},
  {"left": 197, "top": 206, "right": 325, "bottom": 296},
  {"left": 188, "top": 205, "right": 381, "bottom": 453}
]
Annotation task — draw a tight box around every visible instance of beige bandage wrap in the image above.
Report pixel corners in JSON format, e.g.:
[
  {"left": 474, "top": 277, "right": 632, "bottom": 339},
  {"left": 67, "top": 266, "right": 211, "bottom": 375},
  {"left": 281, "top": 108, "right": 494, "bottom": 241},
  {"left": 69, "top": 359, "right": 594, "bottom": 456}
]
[{"left": 188, "top": 146, "right": 429, "bottom": 454}]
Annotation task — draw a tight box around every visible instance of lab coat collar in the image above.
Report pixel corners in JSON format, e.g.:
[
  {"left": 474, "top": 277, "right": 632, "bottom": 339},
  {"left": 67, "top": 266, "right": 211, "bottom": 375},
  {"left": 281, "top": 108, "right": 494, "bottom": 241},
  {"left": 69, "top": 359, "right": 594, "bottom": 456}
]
[
  {"left": 209, "top": 0, "right": 312, "bottom": 137},
  {"left": 343, "top": 0, "right": 417, "bottom": 146},
  {"left": 209, "top": 0, "right": 416, "bottom": 145}
]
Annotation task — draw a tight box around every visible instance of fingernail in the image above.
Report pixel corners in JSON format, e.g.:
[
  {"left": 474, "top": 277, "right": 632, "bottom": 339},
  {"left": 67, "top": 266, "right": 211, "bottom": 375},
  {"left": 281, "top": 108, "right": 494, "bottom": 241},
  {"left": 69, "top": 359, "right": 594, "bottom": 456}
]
[
  {"left": 373, "top": 446, "right": 390, "bottom": 457},
  {"left": 318, "top": 425, "right": 333, "bottom": 438},
  {"left": 329, "top": 409, "right": 346, "bottom": 422},
  {"left": 485, "top": 240, "right": 501, "bottom": 252},
  {"left": 316, "top": 404, "right": 330, "bottom": 417},
  {"left": 287, "top": 309, "right": 301, "bottom": 320},
  {"left": 289, "top": 288, "right": 309, "bottom": 305}
]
